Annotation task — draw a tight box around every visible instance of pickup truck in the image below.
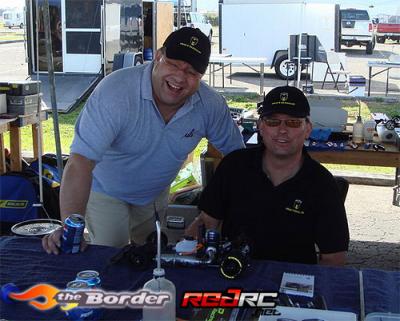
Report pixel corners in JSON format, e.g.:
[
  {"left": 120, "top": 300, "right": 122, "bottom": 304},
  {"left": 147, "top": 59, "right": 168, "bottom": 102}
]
[
  {"left": 340, "top": 8, "right": 375, "bottom": 54},
  {"left": 372, "top": 15, "right": 400, "bottom": 43}
]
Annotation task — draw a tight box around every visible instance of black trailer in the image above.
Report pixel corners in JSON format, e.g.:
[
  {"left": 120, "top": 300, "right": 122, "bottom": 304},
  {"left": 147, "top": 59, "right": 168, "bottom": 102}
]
[{"left": 25, "top": 0, "right": 144, "bottom": 112}]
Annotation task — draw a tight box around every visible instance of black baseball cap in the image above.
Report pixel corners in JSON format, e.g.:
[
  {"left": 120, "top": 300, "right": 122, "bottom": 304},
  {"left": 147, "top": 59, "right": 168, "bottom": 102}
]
[
  {"left": 258, "top": 86, "right": 310, "bottom": 118},
  {"left": 163, "top": 27, "right": 211, "bottom": 74}
]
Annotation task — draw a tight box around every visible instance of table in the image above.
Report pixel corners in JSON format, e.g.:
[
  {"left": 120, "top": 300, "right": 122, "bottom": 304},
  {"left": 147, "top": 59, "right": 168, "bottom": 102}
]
[
  {"left": 367, "top": 61, "right": 400, "bottom": 96},
  {"left": 0, "top": 236, "right": 399, "bottom": 320},
  {"left": 0, "top": 111, "right": 47, "bottom": 173},
  {"left": 206, "top": 142, "right": 400, "bottom": 206},
  {"left": 309, "top": 143, "right": 400, "bottom": 206},
  {"left": 208, "top": 56, "right": 268, "bottom": 95}
]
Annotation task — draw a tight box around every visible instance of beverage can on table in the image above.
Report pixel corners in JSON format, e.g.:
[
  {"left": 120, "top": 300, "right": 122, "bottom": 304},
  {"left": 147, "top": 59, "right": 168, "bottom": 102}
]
[{"left": 61, "top": 214, "right": 85, "bottom": 254}]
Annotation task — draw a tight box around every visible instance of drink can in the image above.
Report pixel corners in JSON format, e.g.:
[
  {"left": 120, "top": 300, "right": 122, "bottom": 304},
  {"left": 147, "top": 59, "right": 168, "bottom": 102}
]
[
  {"left": 65, "top": 280, "right": 100, "bottom": 321},
  {"left": 61, "top": 214, "right": 85, "bottom": 254},
  {"left": 76, "top": 270, "right": 101, "bottom": 288},
  {"left": 66, "top": 280, "right": 89, "bottom": 291}
]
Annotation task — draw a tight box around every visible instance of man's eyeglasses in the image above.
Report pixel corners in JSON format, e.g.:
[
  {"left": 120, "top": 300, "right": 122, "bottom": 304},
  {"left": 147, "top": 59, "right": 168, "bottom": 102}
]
[
  {"left": 160, "top": 56, "right": 202, "bottom": 80},
  {"left": 261, "top": 117, "right": 305, "bottom": 128}
]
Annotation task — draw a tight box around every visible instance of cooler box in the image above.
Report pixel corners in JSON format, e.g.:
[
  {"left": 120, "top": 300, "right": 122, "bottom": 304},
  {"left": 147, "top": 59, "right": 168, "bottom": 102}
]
[
  {"left": 7, "top": 94, "right": 40, "bottom": 115},
  {"left": 348, "top": 75, "right": 366, "bottom": 97}
]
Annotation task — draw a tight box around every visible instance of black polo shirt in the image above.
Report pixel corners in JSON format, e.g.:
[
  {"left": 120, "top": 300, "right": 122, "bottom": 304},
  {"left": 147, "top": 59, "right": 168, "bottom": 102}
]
[{"left": 199, "top": 146, "right": 349, "bottom": 264}]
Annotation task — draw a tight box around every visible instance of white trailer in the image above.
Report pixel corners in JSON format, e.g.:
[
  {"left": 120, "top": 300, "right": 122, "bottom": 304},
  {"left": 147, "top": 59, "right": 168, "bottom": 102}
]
[
  {"left": 219, "top": 0, "right": 340, "bottom": 79},
  {"left": 2, "top": 9, "right": 24, "bottom": 29}
]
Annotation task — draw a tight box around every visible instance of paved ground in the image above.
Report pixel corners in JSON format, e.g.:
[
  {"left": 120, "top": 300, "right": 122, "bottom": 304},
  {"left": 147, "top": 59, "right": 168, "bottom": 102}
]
[
  {"left": 207, "top": 34, "right": 400, "bottom": 99},
  {"left": 0, "top": 39, "right": 399, "bottom": 272},
  {"left": 345, "top": 185, "right": 399, "bottom": 271}
]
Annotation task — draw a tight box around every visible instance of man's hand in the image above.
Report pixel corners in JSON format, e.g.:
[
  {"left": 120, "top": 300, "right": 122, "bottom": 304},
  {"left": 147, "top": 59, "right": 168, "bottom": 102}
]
[
  {"left": 42, "top": 227, "right": 88, "bottom": 255},
  {"left": 185, "top": 211, "right": 221, "bottom": 239}
]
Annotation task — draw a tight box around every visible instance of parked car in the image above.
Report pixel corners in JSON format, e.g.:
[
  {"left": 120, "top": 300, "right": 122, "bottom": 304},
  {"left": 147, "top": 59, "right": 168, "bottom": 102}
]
[
  {"left": 174, "top": 12, "right": 213, "bottom": 41},
  {"left": 340, "top": 8, "right": 375, "bottom": 54}
]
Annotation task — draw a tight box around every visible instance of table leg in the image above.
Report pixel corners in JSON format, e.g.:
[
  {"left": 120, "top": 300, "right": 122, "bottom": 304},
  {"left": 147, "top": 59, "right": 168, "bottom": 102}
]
[
  {"left": 0, "top": 133, "right": 6, "bottom": 173},
  {"left": 222, "top": 63, "right": 225, "bottom": 88},
  {"left": 385, "top": 68, "right": 389, "bottom": 96},
  {"left": 212, "top": 63, "right": 215, "bottom": 87},
  {"left": 230, "top": 63, "right": 232, "bottom": 85},
  {"left": 32, "top": 123, "right": 42, "bottom": 160},
  {"left": 260, "top": 63, "right": 264, "bottom": 95},
  {"left": 10, "top": 126, "right": 22, "bottom": 172},
  {"left": 368, "top": 66, "right": 372, "bottom": 97},
  {"left": 393, "top": 167, "right": 400, "bottom": 207},
  {"left": 208, "top": 64, "right": 211, "bottom": 86}
]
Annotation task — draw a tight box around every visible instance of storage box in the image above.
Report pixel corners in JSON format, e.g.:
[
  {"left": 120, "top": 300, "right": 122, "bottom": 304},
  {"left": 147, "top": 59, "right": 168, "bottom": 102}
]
[
  {"left": 7, "top": 94, "right": 40, "bottom": 115},
  {"left": 0, "top": 80, "right": 41, "bottom": 96},
  {"left": 348, "top": 75, "right": 366, "bottom": 97},
  {"left": 7, "top": 104, "right": 38, "bottom": 115}
]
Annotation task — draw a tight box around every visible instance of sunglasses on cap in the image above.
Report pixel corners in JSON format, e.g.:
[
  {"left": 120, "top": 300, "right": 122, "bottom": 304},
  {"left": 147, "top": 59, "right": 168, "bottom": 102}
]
[{"left": 261, "top": 117, "right": 306, "bottom": 128}]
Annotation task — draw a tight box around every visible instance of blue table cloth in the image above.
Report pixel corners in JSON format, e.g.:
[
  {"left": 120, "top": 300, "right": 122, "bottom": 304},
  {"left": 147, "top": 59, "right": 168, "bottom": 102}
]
[{"left": 0, "top": 236, "right": 398, "bottom": 320}]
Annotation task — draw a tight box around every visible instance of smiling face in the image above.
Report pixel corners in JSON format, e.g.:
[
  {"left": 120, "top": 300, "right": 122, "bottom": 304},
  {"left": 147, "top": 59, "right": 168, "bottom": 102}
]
[
  {"left": 258, "top": 113, "right": 312, "bottom": 159},
  {"left": 151, "top": 49, "right": 203, "bottom": 114}
]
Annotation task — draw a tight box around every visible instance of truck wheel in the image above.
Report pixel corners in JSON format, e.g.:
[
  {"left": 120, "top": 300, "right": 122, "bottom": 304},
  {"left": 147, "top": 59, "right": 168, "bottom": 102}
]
[
  {"left": 366, "top": 41, "right": 373, "bottom": 54},
  {"left": 275, "top": 55, "right": 297, "bottom": 80},
  {"left": 377, "top": 36, "right": 385, "bottom": 44}
]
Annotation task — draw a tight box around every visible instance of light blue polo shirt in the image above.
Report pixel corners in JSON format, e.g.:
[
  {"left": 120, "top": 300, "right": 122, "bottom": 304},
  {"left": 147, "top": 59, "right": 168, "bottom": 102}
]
[{"left": 70, "top": 63, "right": 244, "bottom": 205}]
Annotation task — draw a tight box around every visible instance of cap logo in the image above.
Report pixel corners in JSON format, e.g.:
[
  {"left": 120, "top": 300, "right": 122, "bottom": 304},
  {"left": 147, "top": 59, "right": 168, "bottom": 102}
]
[
  {"left": 280, "top": 92, "right": 288, "bottom": 102},
  {"left": 190, "top": 36, "right": 199, "bottom": 47}
]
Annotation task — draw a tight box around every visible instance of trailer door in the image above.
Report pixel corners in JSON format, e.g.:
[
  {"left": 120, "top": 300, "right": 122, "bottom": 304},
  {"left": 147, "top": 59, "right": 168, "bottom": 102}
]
[{"left": 62, "top": 0, "right": 102, "bottom": 73}]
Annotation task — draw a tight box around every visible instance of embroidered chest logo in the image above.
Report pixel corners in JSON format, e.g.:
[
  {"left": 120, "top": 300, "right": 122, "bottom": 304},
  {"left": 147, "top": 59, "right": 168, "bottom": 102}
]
[
  {"left": 184, "top": 129, "right": 195, "bottom": 138},
  {"left": 285, "top": 199, "right": 305, "bottom": 215}
]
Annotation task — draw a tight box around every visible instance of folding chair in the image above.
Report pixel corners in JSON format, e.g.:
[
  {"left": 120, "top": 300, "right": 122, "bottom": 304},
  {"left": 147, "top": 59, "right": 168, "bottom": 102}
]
[{"left": 321, "top": 51, "right": 351, "bottom": 91}]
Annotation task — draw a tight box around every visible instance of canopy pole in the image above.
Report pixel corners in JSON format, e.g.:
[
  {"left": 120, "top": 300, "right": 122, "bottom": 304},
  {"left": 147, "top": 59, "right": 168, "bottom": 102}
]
[{"left": 42, "top": 0, "right": 63, "bottom": 179}]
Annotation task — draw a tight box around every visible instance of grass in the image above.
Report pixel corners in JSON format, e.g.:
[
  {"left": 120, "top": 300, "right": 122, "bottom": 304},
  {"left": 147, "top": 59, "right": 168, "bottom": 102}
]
[
  {"left": 0, "top": 22, "right": 25, "bottom": 41},
  {"left": 3, "top": 95, "right": 397, "bottom": 176},
  {"left": 3, "top": 104, "right": 83, "bottom": 155}
]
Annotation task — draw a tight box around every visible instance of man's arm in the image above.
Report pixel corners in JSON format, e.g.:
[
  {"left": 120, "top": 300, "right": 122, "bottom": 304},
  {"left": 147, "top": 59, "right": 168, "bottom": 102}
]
[
  {"left": 42, "top": 153, "right": 95, "bottom": 254},
  {"left": 60, "top": 153, "right": 95, "bottom": 221},
  {"left": 319, "top": 251, "right": 347, "bottom": 266},
  {"left": 184, "top": 211, "right": 221, "bottom": 239}
]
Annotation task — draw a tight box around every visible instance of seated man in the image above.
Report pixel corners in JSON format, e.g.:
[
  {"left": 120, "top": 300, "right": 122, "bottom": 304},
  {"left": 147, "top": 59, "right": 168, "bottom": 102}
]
[{"left": 186, "top": 86, "right": 349, "bottom": 266}]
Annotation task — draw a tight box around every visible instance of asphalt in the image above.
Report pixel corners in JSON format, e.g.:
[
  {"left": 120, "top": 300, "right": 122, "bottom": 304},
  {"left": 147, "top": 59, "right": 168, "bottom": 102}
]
[{"left": 0, "top": 39, "right": 399, "bottom": 272}]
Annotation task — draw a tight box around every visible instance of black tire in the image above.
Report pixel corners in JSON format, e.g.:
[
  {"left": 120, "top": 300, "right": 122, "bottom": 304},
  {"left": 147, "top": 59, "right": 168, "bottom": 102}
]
[
  {"left": 377, "top": 36, "right": 385, "bottom": 44},
  {"left": 366, "top": 41, "right": 373, "bottom": 54},
  {"left": 19, "top": 23, "right": 23, "bottom": 29},
  {"left": 274, "top": 54, "right": 297, "bottom": 80}
]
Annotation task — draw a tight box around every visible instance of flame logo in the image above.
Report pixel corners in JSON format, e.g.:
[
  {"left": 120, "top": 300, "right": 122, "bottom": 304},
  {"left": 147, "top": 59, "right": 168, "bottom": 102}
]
[
  {"left": 8, "top": 284, "right": 78, "bottom": 311},
  {"left": 9, "top": 284, "right": 60, "bottom": 310}
]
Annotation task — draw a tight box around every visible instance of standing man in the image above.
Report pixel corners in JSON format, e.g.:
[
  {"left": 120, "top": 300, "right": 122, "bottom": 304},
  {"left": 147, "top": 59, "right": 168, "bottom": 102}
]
[
  {"left": 186, "top": 86, "right": 349, "bottom": 266},
  {"left": 43, "top": 27, "right": 244, "bottom": 253}
]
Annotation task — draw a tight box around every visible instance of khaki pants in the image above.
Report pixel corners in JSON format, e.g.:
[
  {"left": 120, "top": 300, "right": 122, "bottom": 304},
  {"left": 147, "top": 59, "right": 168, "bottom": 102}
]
[{"left": 85, "top": 189, "right": 169, "bottom": 247}]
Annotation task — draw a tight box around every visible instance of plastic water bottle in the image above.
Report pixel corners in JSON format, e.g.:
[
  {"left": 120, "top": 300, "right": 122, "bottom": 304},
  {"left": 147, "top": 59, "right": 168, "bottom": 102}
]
[
  {"left": 142, "top": 268, "right": 176, "bottom": 321},
  {"left": 352, "top": 116, "right": 364, "bottom": 144}
]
